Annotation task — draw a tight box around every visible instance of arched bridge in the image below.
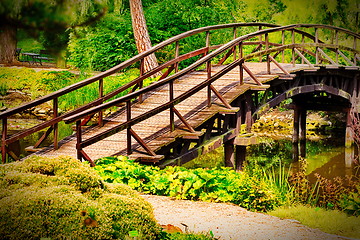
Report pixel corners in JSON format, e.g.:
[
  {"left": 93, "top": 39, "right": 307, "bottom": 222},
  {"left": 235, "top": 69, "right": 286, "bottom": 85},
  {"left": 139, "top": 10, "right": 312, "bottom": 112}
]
[{"left": 1, "top": 23, "right": 359, "bottom": 168}]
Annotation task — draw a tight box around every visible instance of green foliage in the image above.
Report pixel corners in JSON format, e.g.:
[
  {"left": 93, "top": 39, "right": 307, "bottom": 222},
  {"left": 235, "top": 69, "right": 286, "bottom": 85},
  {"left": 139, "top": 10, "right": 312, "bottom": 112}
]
[
  {"left": 95, "top": 156, "right": 280, "bottom": 212},
  {"left": 0, "top": 67, "right": 149, "bottom": 110},
  {"left": 269, "top": 204, "right": 360, "bottom": 239},
  {"left": 0, "top": 155, "right": 161, "bottom": 239},
  {"left": 68, "top": 13, "right": 136, "bottom": 71}
]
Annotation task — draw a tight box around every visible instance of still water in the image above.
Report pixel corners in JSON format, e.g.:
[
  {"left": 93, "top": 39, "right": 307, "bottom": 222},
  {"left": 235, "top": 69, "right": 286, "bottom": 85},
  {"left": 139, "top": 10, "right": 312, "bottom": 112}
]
[{"left": 248, "top": 135, "right": 360, "bottom": 181}]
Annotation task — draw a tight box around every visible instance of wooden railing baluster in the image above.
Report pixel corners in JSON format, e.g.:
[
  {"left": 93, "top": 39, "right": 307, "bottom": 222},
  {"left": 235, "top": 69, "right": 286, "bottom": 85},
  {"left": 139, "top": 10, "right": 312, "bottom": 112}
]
[
  {"left": 98, "top": 79, "right": 104, "bottom": 127},
  {"left": 126, "top": 100, "right": 132, "bottom": 155},
  {"left": 53, "top": 97, "right": 59, "bottom": 149},
  {"left": 2, "top": 118, "right": 7, "bottom": 163}
]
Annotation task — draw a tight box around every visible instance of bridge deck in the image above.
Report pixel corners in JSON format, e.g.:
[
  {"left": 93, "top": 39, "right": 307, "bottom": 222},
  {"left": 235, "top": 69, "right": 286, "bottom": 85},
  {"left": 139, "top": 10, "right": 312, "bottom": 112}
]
[{"left": 32, "top": 62, "right": 309, "bottom": 161}]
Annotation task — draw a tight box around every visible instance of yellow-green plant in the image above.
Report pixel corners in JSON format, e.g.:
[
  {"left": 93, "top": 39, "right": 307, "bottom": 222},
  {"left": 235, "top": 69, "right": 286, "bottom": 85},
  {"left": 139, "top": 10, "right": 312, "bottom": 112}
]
[{"left": 0, "top": 155, "right": 161, "bottom": 239}]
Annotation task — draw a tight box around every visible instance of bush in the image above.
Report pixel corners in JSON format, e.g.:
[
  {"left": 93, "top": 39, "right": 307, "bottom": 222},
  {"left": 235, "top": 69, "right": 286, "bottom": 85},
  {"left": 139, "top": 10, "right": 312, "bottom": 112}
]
[
  {"left": 95, "top": 156, "right": 280, "bottom": 212},
  {"left": 0, "top": 156, "right": 161, "bottom": 239}
]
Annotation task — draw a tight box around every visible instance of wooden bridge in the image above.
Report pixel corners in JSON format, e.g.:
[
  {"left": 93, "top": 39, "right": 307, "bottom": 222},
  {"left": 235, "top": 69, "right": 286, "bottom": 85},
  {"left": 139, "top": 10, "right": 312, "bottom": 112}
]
[{"left": 1, "top": 23, "right": 359, "bottom": 168}]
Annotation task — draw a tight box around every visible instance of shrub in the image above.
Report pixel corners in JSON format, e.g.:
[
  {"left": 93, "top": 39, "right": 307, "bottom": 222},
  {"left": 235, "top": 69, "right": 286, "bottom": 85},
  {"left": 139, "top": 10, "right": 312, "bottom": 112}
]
[
  {"left": 0, "top": 156, "right": 160, "bottom": 239},
  {"left": 95, "top": 156, "right": 280, "bottom": 212}
]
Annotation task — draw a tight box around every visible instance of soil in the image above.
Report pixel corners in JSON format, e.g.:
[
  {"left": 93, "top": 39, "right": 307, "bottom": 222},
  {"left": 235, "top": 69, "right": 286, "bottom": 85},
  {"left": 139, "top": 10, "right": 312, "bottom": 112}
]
[{"left": 142, "top": 194, "right": 352, "bottom": 240}]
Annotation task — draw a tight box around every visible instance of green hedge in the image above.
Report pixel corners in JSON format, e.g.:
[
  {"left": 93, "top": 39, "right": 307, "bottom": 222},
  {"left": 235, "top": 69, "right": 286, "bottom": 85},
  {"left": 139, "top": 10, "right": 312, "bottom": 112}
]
[{"left": 0, "top": 156, "right": 160, "bottom": 239}]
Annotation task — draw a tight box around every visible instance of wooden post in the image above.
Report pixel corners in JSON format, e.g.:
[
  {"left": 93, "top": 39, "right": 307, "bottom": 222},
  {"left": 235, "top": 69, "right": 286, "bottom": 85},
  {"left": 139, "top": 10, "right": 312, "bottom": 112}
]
[
  {"left": 258, "top": 26, "right": 262, "bottom": 62},
  {"left": 292, "top": 105, "right": 300, "bottom": 161},
  {"left": 233, "top": 27, "right": 237, "bottom": 61},
  {"left": 2, "top": 118, "right": 7, "bottom": 163},
  {"left": 265, "top": 33, "right": 270, "bottom": 74},
  {"left": 76, "top": 120, "right": 82, "bottom": 160},
  {"left": 299, "top": 108, "right": 307, "bottom": 158},
  {"left": 235, "top": 145, "right": 246, "bottom": 171},
  {"left": 245, "top": 94, "right": 253, "bottom": 133},
  {"left": 170, "top": 81, "right": 175, "bottom": 131},
  {"left": 224, "top": 139, "right": 235, "bottom": 169},
  {"left": 315, "top": 28, "right": 319, "bottom": 65},
  {"left": 346, "top": 107, "right": 354, "bottom": 148},
  {"left": 335, "top": 31, "right": 339, "bottom": 64},
  {"left": 139, "top": 59, "right": 144, "bottom": 103},
  {"left": 53, "top": 97, "right": 59, "bottom": 150},
  {"left": 175, "top": 41, "right": 180, "bottom": 73},
  {"left": 98, "top": 78, "right": 104, "bottom": 126},
  {"left": 282, "top": 30, "right": 285, "bottom": 63},
  {"left": 126, "top": 101, "right": 132, "bottom": 155},
  {"left": 292, "top": 30, "right": 295, "bottom": 67}
]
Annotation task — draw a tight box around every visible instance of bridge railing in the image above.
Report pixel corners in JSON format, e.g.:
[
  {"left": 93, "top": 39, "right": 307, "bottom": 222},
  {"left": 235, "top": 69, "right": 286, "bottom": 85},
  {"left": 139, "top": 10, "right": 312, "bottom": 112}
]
[
  {"left": 0, "top": 22, "right": 287, "bottom": 162},
  {"left": 1, "top": 23, "right": 359, "bottom": 163},
  {"left": 63, "top": 24, "right": 360, "bottom": 164}
]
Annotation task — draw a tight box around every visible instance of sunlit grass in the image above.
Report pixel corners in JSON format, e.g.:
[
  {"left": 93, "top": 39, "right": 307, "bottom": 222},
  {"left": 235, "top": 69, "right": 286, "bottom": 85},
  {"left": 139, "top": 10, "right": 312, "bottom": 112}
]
[{"left": 268, "top": 204, "right": 360, "bottom": 239}]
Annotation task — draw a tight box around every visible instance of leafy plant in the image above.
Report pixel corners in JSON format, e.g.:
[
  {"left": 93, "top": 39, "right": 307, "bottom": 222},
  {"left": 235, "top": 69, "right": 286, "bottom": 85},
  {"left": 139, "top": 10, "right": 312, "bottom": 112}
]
[{"left": 95, "top": 156, "right": 280, "bottom": 212}]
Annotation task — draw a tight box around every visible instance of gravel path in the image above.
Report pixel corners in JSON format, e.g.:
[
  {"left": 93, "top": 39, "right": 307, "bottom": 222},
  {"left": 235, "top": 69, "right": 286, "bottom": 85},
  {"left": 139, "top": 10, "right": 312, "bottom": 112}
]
[{"left": 142, "top": 194, "right": 351, "bottom": 240}]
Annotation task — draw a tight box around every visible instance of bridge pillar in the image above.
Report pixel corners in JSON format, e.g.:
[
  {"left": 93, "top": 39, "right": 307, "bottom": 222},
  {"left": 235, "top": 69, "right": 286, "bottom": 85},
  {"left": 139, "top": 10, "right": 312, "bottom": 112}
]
[
  {"left": 346, "top": 107, "right": 354, "bottom": 148},
  {"left": 224, "top": 139, "right": 235, "bottom": 168},
  {"left": 292, "top": 105, "right": 300, "bottom": 161},
  {"left": 299, "top": 108, "right": 307, "bottom": 158}
]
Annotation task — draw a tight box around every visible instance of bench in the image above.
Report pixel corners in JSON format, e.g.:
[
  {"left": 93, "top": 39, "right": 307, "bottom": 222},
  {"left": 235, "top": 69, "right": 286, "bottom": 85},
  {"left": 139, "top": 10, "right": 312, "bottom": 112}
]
[{"left": 35, "top": 50, "right": 55, "bottom": 65}]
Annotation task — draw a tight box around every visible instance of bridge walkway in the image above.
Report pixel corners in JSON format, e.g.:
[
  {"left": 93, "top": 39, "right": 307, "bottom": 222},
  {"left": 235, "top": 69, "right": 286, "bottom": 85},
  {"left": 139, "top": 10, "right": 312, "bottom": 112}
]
[{"left": 33, "top": 62, "right": 307, "bottom": 162}]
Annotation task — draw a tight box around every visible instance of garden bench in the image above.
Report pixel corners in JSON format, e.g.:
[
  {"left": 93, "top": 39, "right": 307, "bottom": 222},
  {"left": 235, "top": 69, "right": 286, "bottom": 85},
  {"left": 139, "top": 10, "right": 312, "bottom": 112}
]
[{"left": 35, "top": 50, "right": 55, "bottom": 65}]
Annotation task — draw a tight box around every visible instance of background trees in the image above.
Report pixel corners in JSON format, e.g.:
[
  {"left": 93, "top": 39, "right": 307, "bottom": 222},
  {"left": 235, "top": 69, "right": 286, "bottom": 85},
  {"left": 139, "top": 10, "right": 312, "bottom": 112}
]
[
  {"left": 5, "top": 0, "right": 359, "bottom": 70},
  {"left": 0, "top": 0, "right": 106, "bottom": 65}
]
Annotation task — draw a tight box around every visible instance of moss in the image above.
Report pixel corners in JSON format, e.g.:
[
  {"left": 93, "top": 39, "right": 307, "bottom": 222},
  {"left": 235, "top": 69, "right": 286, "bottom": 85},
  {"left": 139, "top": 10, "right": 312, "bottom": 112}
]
[{"left": 0, "top": 156, "right": 160, "bottom": 239}]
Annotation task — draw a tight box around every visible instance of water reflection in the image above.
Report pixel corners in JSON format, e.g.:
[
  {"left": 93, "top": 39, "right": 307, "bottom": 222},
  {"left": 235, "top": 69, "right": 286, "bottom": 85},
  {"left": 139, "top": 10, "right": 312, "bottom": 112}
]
[{"left": 248, "top": 135, "right": 359, "bottom": 181}]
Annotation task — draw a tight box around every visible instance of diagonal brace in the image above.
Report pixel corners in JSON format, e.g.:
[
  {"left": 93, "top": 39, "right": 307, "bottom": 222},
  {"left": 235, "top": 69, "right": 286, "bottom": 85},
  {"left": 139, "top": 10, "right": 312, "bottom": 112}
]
[
  {"left": 209, "top": 84, "right": 232, "bottom": 109},
  {"left": 129, "top": 128, "right": 156, "bottom": 156},
  {"left": 172, "top": 107, "right": 196, "bottom": 133},
  {"left": 242, "top": 64, "right": 262, "bottom": 85}
]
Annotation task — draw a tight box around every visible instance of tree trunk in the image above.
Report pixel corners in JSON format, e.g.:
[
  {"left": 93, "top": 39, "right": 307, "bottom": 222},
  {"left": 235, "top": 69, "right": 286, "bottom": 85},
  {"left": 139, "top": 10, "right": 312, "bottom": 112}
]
[
  {"left": 0, "top": 23, "right": 17, "bottom": 64},
  {"left": 129, "top": 0, "right": 160, "bottom": 76}
]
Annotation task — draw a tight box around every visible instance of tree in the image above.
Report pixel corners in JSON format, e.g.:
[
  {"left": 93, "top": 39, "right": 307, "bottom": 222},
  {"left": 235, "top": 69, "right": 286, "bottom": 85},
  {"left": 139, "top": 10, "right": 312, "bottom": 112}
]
[
  {"left": 129, "top": 0, "right": 160, "bottom": 75},
  {"left": 0, "top": 0, "right": 106, "bottom": 65}
]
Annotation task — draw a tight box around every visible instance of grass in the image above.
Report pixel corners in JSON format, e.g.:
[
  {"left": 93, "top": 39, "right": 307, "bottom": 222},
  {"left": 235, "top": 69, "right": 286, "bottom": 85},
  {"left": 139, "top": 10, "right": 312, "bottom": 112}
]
[{"left": 268, "top": 204, "right": 360, "bottom": 239}]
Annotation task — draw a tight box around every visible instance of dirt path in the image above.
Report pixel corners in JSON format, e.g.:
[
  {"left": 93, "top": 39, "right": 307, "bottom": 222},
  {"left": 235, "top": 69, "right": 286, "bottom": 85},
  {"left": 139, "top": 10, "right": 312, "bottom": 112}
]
[{"left": 142, "top": 195, "right": 351, "bottom": 240}]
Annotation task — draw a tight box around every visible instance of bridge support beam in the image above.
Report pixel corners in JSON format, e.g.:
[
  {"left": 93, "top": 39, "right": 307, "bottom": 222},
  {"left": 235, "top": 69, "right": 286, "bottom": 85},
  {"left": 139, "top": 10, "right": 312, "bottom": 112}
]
[
  {"left": 346, "top": 107, "right": 354, "bottom": 148},
  {"left": 292, "top": 105, "right": 300, "bottom": 162},
  {"left": 224, "top": 139, "right": 235, "bottom": 168},
  {"left": 292, "top": 104, "right": 307, "bottom": 161}
]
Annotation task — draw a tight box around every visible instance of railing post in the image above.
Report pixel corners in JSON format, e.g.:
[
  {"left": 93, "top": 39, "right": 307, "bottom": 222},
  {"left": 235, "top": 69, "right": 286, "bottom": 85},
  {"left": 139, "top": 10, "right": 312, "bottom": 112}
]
[
  {"left": 206, "top": 31, "right": 210, "bottom": 54},
  {"left": 126, "top": 101, "right": 132, "bottom": 155},
  {"left": 292, "top": 29, "right": 295, "bottom": 66},
  {"left": 76, "top": 120, "right": 82, "bottom": 160},
  {"left": 233, "top": 27, "right": 237, "bottom": 61},
  {"left": 53, "top": 97, "right": 59, "bottom": 150},
  {"left": 265, "top": 33, "right": 270, "bottom": 74},
  {"left": 354, "top": 36, "right": 357, "bottom": 65},
  {"left": 282, "top": 30, "right": 285, "bottom": 63},
  {"left": 239, "top": 62, "right": 244, "bottom": 85},
  {"left": 206, "top": 30, "right": 212, "bottom": 107},
  {"left": 170, "top": 81, "right": 175, "bottom": 131},
  {"left": 258, "top": 26, "right": 263, "bottom": 62},
  {"left": 207, "top": 59, "right": 212, "bottom": 107},
  {"left": 2, "top": 118, "right": 7, "bottom": 163},
  {"left": 139, "top": 59, "right": 145, "bottom": 103},
  {"left": 301, "top": 34, "right": 305, "bottom": 64},
  {"left": 98, "top": 78, "right": 104, "bottom": 127},
  {"left": 175, "top": 41, "right": 180, "bottom": 73},
  {"left": 315, "top": 28, "right": 319, "bottom": 64},
  {"left": 335, "top": 30, "right": 339, "bottom": 64}
]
